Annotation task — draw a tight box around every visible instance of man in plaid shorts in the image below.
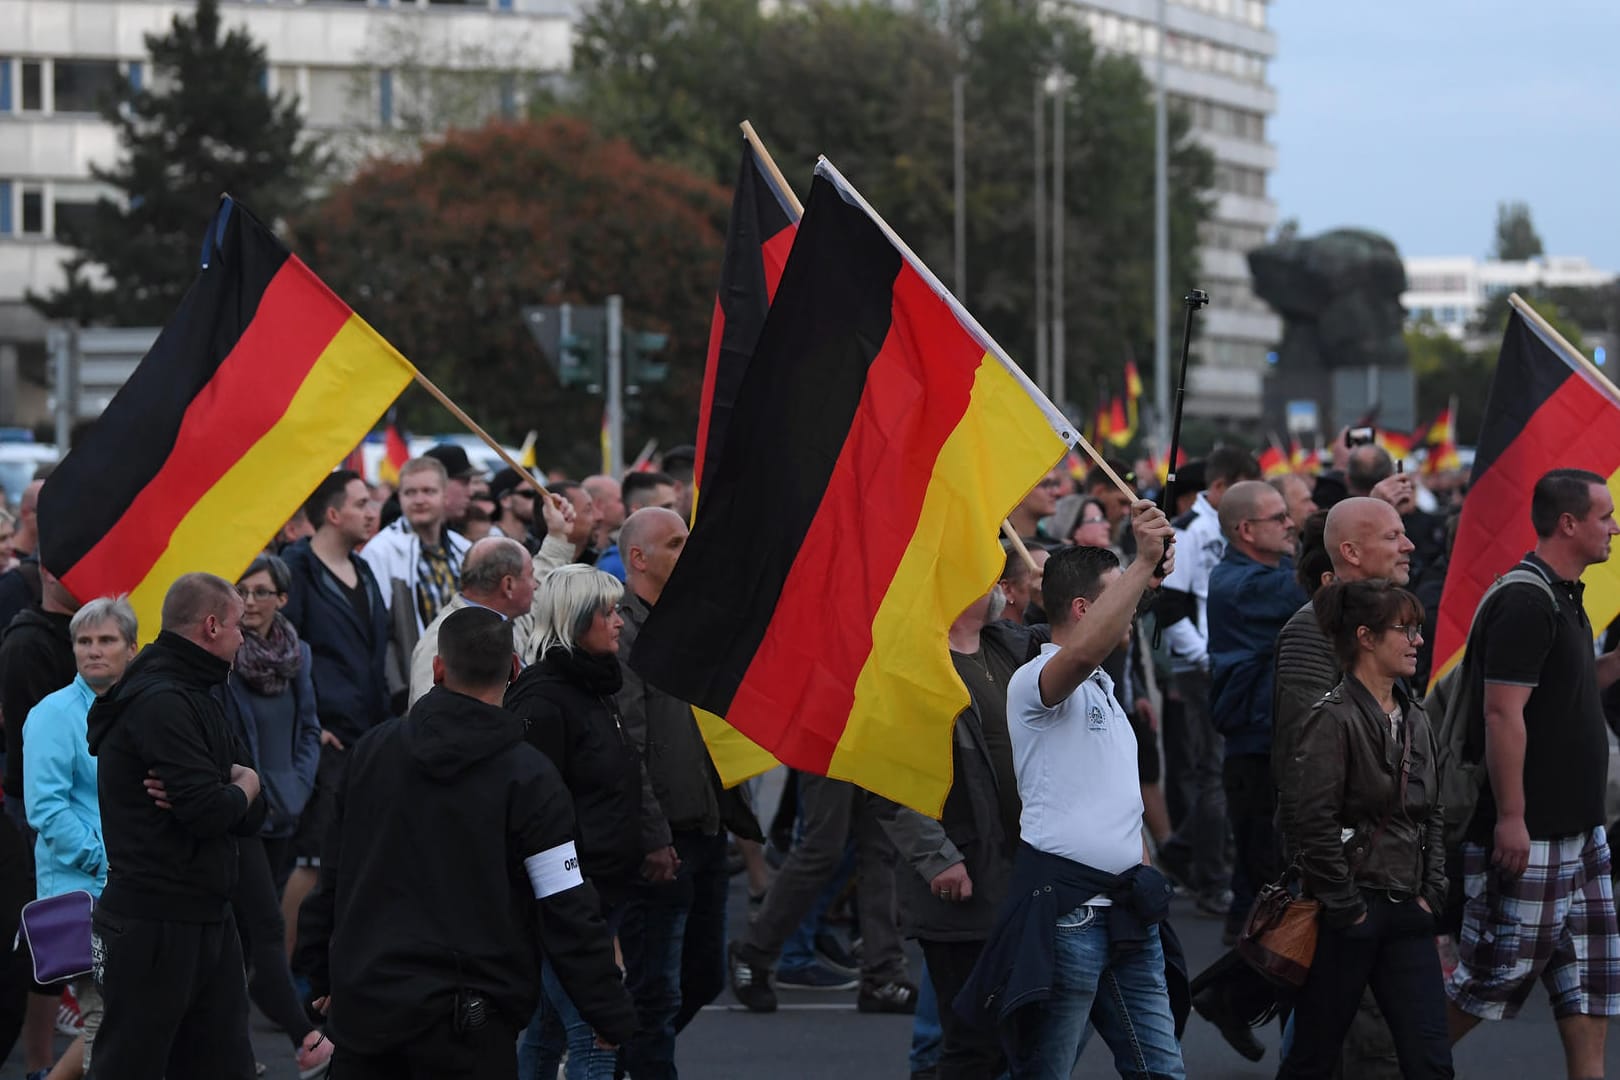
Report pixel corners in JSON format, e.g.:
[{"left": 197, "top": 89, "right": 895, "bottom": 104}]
[{"left": 1448, "top": 469, "right": 1620, "bottom": 1078}]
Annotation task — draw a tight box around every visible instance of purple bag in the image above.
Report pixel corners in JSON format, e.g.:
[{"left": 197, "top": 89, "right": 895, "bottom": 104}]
[{"left": 20, "top": 891, "right": 94, "bottom": 985}]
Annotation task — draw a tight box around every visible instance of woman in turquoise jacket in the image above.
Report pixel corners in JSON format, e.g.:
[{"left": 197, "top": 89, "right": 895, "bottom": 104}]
[{"left": 23, "top": 595, "right": 139, "bottom": 1080}]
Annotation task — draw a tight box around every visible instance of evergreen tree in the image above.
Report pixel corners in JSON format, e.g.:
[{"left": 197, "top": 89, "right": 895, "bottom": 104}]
[{"left": 31, "top": 0, "right": 326, "bottom": 325}]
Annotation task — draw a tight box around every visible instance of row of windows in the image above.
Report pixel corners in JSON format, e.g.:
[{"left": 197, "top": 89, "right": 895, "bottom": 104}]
[
  {"left": 1, "top": 55, "right": 524, "bottom": 133},
  {"left": 0, "top": 58, "right": 140, "bottom": 116},
  {"left": 1406, "top": 273, "right": 1469, "bottom": 294},
  {"left": 1407, "top": 305, "right": 1471, "bottom": 326},
  {"left": 1174, "top": 0, "right": 1267, "bottom": 30},
  {"left": 1079, "top": 10, "right": 1269, "bottom": 85},
  {"left": 0, "top": 179, "right": 107, "bottom": 240},
  {"left": 1213, "top": 163, "right": 1266, "bottom": 199},
  {"left": 1173, "top": 95, "right": 1265, "bottom": 142},
  {"left": 1201, "top": 220, "right": 1269, "bottom": 254}
]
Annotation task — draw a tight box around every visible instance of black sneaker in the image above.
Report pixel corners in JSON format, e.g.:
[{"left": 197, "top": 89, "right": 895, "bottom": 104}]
[
  {"left": 857, "top": 979, "right": 918, "bottom": 1015},
  {"left": 727, "top": 942, "right": 777, "bottom": 1013},
  {"left": 777, "top": 963, "right": 859, "bottom": 991}
]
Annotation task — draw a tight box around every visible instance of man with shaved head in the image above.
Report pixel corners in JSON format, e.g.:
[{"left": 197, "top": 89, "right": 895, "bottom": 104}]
[
  {"left": 614, "top": 507, "right": 754, "bottom": 1071},
  {"left": 89, "top": 572, "right": 266, "bottom": 1077},
  {"left": 1207, "top": 480, "right": 1307, "bottom": 942}
]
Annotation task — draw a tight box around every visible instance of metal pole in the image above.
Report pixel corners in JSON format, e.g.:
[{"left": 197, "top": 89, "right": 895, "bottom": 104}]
[
  {"left": 1033, "top": 80, "right": 1049, "bottom": 396},
  {"left": 1051, "top": 72, "right": 1066, "bottom": 415},
  {"left": 953, "top": 73, "right": 967, "bottom": 302},
  {"left": 1154, "top": 0, "right": 1171, "bottom": 448},
  {"left": 606, "top": 295, "right": 624, "bottom": 479}
]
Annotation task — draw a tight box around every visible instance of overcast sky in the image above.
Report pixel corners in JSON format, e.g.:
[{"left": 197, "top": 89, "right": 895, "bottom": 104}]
[{"left": 1268, "top": 1, "right": 1620, "bottom": 268}]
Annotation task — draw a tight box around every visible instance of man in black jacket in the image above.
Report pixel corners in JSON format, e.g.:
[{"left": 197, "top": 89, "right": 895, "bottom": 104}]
[
  {"left": 0, "top": 563, "right": 79, "bottom": 1076},
  {"left": 302, "top": 607, "right": 637, "bottom": 1077},
  {"left": 879, "top": 588, "right": 1035, "bottom": 1079},
  {"left": 281, "top": 469, "right": 391, "bottom": 947},
  {"left": 87, "top": 572, "right": 266, "bottom": 1080}
]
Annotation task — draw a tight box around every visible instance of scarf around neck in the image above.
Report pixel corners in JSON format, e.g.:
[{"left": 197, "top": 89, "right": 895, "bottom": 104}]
[{"left": 235, "top": 612, "right": 303, "bottom": 697}]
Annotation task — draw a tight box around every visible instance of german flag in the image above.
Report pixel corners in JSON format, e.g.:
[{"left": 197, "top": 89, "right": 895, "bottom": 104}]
[
  {"left": 37, "top": 198, "right": 414, "bottom": 638},
  {"left": 1376, "top": 429, "right": 1414, "bottom": 460},
  {"left": 691, "top": 140, "right": 798, "bottom": 511},
  {"left": 378, "top": 406, "right": 410, "bottom": 486},
  {"left": 1431, "top": 300, "right": 1620, "bottom": 685},
  {"left": 631, "top": 161, "right": 1071, "bottom": 815},
  {"left": 1259, "top": 442, "right": 1289, "bottom": 478},
  {"left": 1106, "top": 397, "right": 1133, "bottom": 448}
]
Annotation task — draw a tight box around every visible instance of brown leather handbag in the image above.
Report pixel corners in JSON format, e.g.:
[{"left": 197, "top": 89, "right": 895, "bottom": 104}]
[
  {"left": 1235, "top": 868, "right": 1321, "bottom": 989},
  {"left": 1239, "top": 712, "right": 1412, "bottom": 989}
]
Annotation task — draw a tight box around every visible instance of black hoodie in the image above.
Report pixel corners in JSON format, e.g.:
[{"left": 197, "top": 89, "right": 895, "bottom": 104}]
[
  {"left": 301, "top": 686, "right": 637, "bottom": 1053},
  {"left": 0, "top": 605, "right": 75, "bottom": 810},
  {"left": 88, "top": 631, "right": 265, "bottom": 922}
]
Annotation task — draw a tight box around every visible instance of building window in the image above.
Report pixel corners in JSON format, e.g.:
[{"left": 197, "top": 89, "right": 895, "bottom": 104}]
[
  {"left": 53, "top": 59, "right": 123, "bottom": 114},
  {"left": 53, "top": 193, "right": 101, "bottom": 244},
  {"left": 378, "top": 69, "right": 393, "bottom": 126},
  {"left": 0, "top": 181, "right": 11, "bottom": 235},
  {"left": 20, "top": 186, "right": 44, "bottom": 235},
  {"left": 0, "top": 60, "right": 10, "bottom": 112},
  {"left": 21, "top": 60, "right": 42, "bottom": 111},
  {"left": 127, "top": 60, "right": 142, "bottom": 93}
]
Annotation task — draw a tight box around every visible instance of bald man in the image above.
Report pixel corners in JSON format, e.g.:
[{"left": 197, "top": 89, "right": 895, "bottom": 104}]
[
  {"left": 0, "top": 478, "right": 46, "bottom": 631},
  {"left": 407, "top": 536, "right": 538, "bottom": 706},
  {"left": 1207, "top": 481, "right": 1308, "bottom": 939},
  {"left": 1268, "top": 497, "right": 1417, "bottom": 1080},
  {"left": 613, "top": 507, "right": 750, "bottom": 1070}
]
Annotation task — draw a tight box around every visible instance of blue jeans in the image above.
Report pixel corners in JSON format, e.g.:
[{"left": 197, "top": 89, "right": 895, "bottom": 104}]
[
  {"left": 780, "top": 842, "right": 855, "bottom": 974},
  {"left": 518, "top": 906, "right": 625, "bottom": 1080},
  {"left": 910, "top": 956, "right": 942, "bottom": 1073},
  {"left": 1011, "top": 906, "right": 1185, "bottom": 1080}
]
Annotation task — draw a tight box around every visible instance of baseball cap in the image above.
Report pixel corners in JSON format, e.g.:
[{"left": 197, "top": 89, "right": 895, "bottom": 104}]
[
  {"left": 425, "top": 443, "right": 479, "bottom": 481},
  {"left": 490, "top": 467, "right": 538, "bottom": 504}
]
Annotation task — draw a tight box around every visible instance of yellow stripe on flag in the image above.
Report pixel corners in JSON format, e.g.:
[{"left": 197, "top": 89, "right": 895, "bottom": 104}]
[
  {"left": 124, "top": 317, "right": 414, "bottom": 639},
  {"left": 827, "top": 354, "right": 1068, "bottom": 816},
  {"left": 693, "top": 706, "right": 781, "bottom": 787}
]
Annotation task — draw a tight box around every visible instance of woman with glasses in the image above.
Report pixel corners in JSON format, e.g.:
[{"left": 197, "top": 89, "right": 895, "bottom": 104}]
[
  {"left": 1276, "top": 578, "right": 1451, "bottom": 1079},
  {"left": 221, "top": 555, "right": 332, "bottom": 1076}
]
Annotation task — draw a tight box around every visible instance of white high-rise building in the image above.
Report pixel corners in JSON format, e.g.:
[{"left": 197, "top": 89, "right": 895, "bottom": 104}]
[
  {"left": 0, "top": 0, "right": 574, "bottom": 425},
  {"left": 1403, "top": 255, "right": 1616, "bottom": 340},
  {"left": 1060, "top": 0, "right": 1280, "bottom": 421}
]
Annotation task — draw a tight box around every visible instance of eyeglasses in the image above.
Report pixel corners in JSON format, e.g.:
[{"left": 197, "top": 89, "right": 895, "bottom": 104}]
[
  {"left": 1247, "top": 511, "right": 1292, "bottom": 527},
  {"left": 1390, "top": 624, "right": 1422, "bottom": 643},
  {"left": 237, "top": 587, "right": 282, "bottom": 602},
  {"left": 1080, "top": 516, "right": 1109, "bottom": 526}
]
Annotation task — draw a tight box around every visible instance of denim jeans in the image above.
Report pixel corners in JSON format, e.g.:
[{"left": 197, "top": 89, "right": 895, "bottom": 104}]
[
  {"left": 909, "top": 956, "right": 941, "bottom": 1074},
  {"left": 518, "top": 906, "right": 624, "bottom": 1080},
  {"left": 1010, "top": 906, "right": 1185, "bottom": 1080}
]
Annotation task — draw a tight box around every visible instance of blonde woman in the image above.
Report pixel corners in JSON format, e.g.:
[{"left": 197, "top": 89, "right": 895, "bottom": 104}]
[{"left": 505, "top": 565, "right": 672, "bottom": 1080}]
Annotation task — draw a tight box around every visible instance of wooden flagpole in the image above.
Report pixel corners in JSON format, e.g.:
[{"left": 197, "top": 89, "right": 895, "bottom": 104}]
[
  {"left": 409, "top": 369, "right": 549, "bottom": 492},
  {"left": 1509, "top": 293, "right": 1620, "bottom": 403}
]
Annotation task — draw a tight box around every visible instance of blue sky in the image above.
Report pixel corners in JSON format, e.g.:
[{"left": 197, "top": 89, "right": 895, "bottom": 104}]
[{"left": 1268, "top": 1, "right": 1620, "bottom": 268}]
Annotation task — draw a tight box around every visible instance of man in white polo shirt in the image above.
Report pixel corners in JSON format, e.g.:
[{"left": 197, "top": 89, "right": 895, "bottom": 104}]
[{"left": 991, "top": 502, "right": 1184, "bottom": 1079}]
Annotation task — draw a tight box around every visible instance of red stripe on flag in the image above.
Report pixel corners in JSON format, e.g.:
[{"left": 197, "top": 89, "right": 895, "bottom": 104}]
[
  {"left": 722, "top": 266, "right": 985, "bottom": 769},
  {"left": 1432, "top": 372, "right": 1620, "bottom": 676},
  {"left": 60, "top": 260, "right": 351, "bottom": 603}
]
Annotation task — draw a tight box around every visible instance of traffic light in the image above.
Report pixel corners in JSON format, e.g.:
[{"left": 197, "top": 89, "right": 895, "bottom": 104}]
[
  {"left": 626, "top": 330, "right": 670, "bottom": 386},
  {"left": 557, "top": 331, "right": 602, "bottom": 389}
]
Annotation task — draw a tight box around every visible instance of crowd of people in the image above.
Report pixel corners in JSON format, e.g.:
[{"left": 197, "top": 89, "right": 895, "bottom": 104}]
[{"left": 0, "top": 428, "right": 1613, "bottom": 1080}]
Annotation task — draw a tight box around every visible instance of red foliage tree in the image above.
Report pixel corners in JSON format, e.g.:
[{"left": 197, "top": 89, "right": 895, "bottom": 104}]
[{"left": 292, "top": 116, "right": 727, "bottom": 474}]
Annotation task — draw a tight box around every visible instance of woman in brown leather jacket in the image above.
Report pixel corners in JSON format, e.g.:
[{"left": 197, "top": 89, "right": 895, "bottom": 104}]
[{"left": 1277, "top": 579, "right": 1454, "bottom": 1079}]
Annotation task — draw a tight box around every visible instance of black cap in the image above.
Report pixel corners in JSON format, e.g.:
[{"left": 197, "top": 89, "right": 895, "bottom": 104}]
[
  {"left": 425, "top": 443, "right": 478, "bottom": 480},
  {"left": 1175, "top": 459, "right": 1206, "bottom": 493},
  {"left": 490, "top": 467, "right": 535, "bottom": 504}
]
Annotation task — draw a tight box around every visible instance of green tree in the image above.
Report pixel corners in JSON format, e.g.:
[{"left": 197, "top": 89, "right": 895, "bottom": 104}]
[
  {"left": 1407, "top": 324, "right": 1492, "bottom": 444},
  {"left": 292, "top": 117, "right": 727, "bottom": 474},
  {"left": 566, "top": 0, "right": 1212, "bottom": 411},
  {"left": 1492, "top": 199, "right": 1543, "bottom": 261},
  {"left": 31, "top": 0, "right": 326, "bottom": 325}
]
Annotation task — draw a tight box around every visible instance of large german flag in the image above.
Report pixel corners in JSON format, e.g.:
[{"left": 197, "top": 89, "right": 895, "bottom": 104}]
[
  {"left": 38, "top": 198, "right": 414, "bottom": 639},
  {"left": 1431, "top": 298, "right": 1620, "bottom": 686},
  {"left": 691, "top": 141, "right": 798, "bottom": 509},
  {"left": 632, "top": 160, "right": 1072, "bottom": 815}
]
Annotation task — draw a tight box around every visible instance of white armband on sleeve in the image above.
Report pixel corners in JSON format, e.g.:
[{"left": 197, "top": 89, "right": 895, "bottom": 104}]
[{"left": 524, "top": 841, "right": 584, "bottom": 899}]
